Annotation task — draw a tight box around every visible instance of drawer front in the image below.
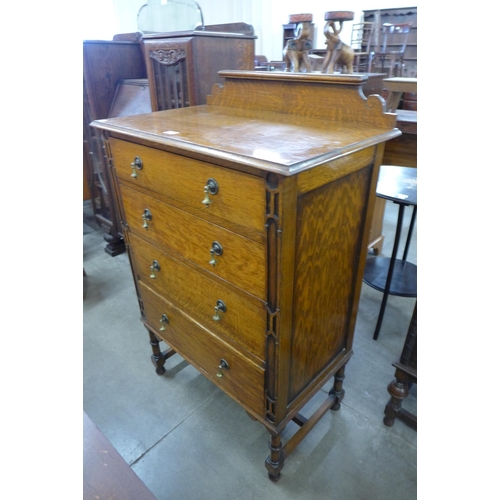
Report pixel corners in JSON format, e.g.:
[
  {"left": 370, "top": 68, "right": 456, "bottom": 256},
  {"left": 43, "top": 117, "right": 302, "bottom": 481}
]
[
  {"left": 129, "top": 233, "right": 267, "bottom": 360},
  {"left": 139, "top": 282, "right": 265, "bottom": 417},
  {"left": 110, "top": 137, "right": 266, "bottom": 238},
  {"left": 121, "top": 184, "right": 266, "bottom": 300}
]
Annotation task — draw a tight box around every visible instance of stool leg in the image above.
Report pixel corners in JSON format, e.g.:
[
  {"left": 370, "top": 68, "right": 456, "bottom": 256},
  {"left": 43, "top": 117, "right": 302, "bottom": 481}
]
[
  {"left": 402, "top": 206, "right": 417, "bottom": 262},
  {"left": 373, "top": 203, "right": 406, "bottom": 340}
]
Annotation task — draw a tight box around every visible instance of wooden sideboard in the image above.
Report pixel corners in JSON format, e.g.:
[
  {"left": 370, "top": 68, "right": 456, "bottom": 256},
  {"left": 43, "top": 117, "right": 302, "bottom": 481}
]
[{"left": 91, "top": 71, "right": 399, "bottom": 481}]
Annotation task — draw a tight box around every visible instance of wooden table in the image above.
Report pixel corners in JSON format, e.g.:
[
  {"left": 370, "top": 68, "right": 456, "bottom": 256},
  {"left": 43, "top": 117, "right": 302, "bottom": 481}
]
[
  {"left": 83, "top": 411, "right": 157, "bottom": 500},
  {"left": 363, "top": 165, "right": 417, "bottom": 340}
]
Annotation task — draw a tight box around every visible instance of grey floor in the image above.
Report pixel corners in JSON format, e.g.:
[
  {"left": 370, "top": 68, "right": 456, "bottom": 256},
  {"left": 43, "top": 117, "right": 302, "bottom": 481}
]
[{"left": 83, "top": 197, "right": 417, "bottom": 500}]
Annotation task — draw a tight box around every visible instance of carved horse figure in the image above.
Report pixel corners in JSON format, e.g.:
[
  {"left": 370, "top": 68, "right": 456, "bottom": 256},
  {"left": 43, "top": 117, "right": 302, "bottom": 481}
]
[
  {"left": 321, "top": 20, "right": 354, "bottom": 74},
  {"left": 283, "top": 22, "right": 313, "bottom": 73}
]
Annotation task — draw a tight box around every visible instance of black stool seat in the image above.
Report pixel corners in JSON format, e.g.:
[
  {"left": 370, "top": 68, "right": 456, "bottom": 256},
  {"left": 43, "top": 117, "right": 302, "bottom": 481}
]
[{"left": 363, "top": 165, "right": 417, "bottom": 339}]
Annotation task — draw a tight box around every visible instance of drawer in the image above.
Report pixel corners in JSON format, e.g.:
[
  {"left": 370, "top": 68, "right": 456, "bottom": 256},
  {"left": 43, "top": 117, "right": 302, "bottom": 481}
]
[
  {"left": 129, "top": 233, "right": 267, "bottom": 360},
  {"left": 121, "top": 184, "right": 266, "bottom": 300},
  {"left": 138, "top": 282, "right": 265, "bottom": 417},
  {"left": 110, "top": 137, "right": 266, "bottom": 239}
]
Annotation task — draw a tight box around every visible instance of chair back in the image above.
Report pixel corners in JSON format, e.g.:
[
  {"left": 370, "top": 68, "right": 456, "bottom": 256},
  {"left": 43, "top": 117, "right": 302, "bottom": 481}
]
[
  {"left": 379, "top": 23, "right": 412, "bottom": 54},
  {"left": 350, "top": 22, "right": 374, "bottom": 53}
]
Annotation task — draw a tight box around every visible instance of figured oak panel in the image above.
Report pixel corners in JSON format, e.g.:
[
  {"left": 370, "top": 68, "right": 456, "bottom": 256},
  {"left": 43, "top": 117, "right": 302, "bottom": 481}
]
[
  {"left": 128, "top": 233, "right": 267, "bottom": 360},
  {"left": 288, "top": 165, "right": 373, "bottom": 402},
  {"left": 120, "top": 184, "right": 266, "bottom": 300}
]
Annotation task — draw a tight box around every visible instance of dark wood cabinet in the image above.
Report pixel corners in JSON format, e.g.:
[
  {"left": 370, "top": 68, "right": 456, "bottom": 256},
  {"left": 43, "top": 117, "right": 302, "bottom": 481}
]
[
  {"left": 83, "top": 40, "right": 147, "bottom": 256},
  {"left": 142, "top": 30, "right": 255, "bottom": 111},
  {"left": 91, "top": 71, "right": 399, "bottom": 481}
]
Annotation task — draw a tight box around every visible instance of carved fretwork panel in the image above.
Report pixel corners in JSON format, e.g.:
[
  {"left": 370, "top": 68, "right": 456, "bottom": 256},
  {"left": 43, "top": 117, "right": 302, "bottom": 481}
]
[
  {"left": 265, "top": 172, "right": 281, "bottom": 424},
  {"left": 150, "top": 49, "right": 190, "bottom": 110}
]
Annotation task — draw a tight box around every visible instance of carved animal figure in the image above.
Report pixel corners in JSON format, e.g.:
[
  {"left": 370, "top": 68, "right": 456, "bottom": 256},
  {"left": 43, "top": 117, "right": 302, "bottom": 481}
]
[
  {"left": 283, "top": 23, "right": 313, "bottom": 73},
  {"left": 321, "top": 20, "right": 354, "bottom": 74}
]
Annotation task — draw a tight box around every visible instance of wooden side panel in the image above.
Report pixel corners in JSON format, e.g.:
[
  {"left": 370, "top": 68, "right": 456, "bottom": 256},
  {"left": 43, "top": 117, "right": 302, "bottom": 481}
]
[
  {"left": 288, "top": 165, "right": 373, "bottom": 402},
  {"left": 207, "top": 72, "right": 397, "bottom": 130},
  {"left": 382, "top": 133, "right": 417, "bottom": 168},
  {"left": 193, "top": 37, "right": 255, "bottom": 105}
]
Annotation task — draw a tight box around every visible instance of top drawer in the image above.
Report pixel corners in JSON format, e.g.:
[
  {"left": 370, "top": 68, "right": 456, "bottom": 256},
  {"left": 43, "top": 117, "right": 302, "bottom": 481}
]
[{"left": 109, "top": 138, "right": 266, "bottom": 240}]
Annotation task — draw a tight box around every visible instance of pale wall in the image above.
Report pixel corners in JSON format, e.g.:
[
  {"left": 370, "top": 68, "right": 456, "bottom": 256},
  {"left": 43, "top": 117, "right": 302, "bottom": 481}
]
[{"left": 83, "top": 0, "right": 416, "bottom": 62}]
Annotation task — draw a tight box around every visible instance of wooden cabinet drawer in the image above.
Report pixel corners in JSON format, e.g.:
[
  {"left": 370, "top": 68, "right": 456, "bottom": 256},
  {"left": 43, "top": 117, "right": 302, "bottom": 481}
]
[
  {"left": 110, "top": 137, "right": 266, "bottom": 239},
  {"left": 121, "top": 184, "right": 266, "bottom": 300},
  {"left": 129, "top": 233, "right": 267, "bottom": 360},
  {"left": 139, "top": 282, "right": 265, "bottom": 417}
]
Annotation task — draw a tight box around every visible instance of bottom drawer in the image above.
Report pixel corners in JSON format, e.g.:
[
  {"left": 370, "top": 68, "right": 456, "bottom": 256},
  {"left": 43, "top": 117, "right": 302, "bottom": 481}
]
[{"left": 138, "top": 282, "right": 265, "bottom": 417}]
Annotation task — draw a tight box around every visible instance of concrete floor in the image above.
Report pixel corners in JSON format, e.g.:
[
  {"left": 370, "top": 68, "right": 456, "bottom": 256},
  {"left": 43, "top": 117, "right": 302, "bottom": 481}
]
[{"left": 83, "top": 197, "right": 417, "bottom": 500}]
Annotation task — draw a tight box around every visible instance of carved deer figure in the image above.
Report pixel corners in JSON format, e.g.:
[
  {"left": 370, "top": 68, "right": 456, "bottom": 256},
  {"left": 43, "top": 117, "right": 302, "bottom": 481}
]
[{"left": 321, "top": 20, "right": 354, "bottom": 74}]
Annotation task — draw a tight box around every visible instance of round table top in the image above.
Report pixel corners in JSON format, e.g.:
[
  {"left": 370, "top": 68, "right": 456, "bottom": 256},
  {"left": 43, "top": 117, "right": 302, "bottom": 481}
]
[
  {"left": 376, "top": 165, "right": 417, "bottom": 206},
  {"left": 324, "top": 11, "right": 355, "bottom": 21},
  {"left": 289, "top": 13, "right": 313, "bottom": 23}
]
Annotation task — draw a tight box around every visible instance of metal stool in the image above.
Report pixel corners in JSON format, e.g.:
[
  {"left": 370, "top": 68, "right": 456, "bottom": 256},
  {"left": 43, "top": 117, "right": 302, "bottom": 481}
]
[{"left": 363, "top": 165, "right": 417, "bottom": 340}]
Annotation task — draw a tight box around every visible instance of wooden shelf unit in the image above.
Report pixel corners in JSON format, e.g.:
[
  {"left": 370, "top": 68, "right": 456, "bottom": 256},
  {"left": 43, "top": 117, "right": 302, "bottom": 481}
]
[{"left": 362, "top": 7, "right": 417, "bottom": 78}]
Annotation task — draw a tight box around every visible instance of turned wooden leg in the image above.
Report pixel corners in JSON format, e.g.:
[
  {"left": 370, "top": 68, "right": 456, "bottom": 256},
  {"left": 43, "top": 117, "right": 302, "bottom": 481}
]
[
  {"left": 147, "top": 329, "right": 176, "bottom": 375},
  {"left": 383, "top": 368, "right": 409, "bottom": 426},
  {"left": 265, "top": 433, "right": 284, "bottom": 482},
  {"left": 103, "top": 232, "right": 126, "bottom": 257},
  {"left": 330, "top": 365, "right": 346, "bottom": 411}
]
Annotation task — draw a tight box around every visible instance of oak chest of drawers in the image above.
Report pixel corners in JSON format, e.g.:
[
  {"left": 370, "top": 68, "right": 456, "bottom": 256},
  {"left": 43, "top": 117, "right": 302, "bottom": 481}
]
[{"left": 92, "top": 71, "right": 399, "bottom": 481}]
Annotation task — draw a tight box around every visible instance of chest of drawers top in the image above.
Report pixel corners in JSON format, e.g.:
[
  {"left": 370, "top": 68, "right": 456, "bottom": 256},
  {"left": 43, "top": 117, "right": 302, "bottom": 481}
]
[{"left": 93, "top": 71, "right": 399, "bottom": 177}]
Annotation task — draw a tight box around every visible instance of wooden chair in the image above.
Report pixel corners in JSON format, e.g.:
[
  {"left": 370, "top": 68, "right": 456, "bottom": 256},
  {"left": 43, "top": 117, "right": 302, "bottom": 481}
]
[
  {"left": 350, "top": 22, "right": 374, "bottom": 72},
  {"left": 368, "top": 23, "right": 412, "bottom": 77}
]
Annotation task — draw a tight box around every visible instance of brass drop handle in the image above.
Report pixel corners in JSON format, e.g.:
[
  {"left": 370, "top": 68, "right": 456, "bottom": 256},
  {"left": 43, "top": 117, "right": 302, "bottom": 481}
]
[
  {"left": 150, "top": 260, "right": 161, "bottom": 279},
  {"left": 131, "top": 156, "right": 143, "bottom": 178},
  {"left": 216, "top": 359, "right": 229, "bottom": 378},
  {"left": 142, "top": 209, "right": 152, "bottom": 230},
  {"left": 212, "top": 300, "right": 227, "bottom": 322},
  {"left": 209, "top": 241, "right": 223, "bottom": 267},
  {"left": 201, "top": 178, "right": 219, "bottom": 207},
  {"left": 159, "top": 313, "right": 169, "bottom": 331}
]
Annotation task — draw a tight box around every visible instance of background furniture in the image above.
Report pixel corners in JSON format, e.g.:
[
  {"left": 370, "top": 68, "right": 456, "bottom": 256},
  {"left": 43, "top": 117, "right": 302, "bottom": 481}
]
[
  {"left": 282, "top": 20, "right": 315, "bottom": 49},
  {"left": 83, "top": 411, "right": 157, "bottom": 500},
  {"left": 350, "top": 22, "right": 375, "bottom": 72},
  {"left": 84, "top": 25, "right": 256, "bottom": 256},
  {"left": 142, "top": 29, "right": 256, "bottom": 111},
  {"left": 368, "top": 23, "right": 412, "bottom": 78},
  {"left": 108, "top": 79, "right": 152, "bottom": 118},
  {"left": 83, "top": 39, "right": 147, "bottom": 256},
  {"left": 383, "top": 303, "right": 417, "bottom": 430},
  {"left": 363, "top": 6, "right": 417, "bottom": 78},
  {"left": 367, "top": 77, "right": 417, "bottom": 255},
  {"left": 363, "top": 165, "right": 417, "bottom": 340},
  {"left": 91, "top": 71, "right": 399, "bottom": 482}
]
